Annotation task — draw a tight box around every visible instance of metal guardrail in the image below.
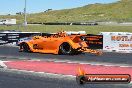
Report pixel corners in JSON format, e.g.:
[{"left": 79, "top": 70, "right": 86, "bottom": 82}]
[{"left": 28, "top": 22, "right": 98, "bottom": 25}]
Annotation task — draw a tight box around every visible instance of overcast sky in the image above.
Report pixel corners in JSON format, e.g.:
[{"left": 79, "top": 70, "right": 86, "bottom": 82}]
[{"left": 0, "top": 0, "right": 119, "bottom": 15}]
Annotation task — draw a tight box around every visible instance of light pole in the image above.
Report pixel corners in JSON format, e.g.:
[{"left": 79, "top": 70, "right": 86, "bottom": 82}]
[{"left": 24, "top": 0, "right": 27, "bottom": 29}]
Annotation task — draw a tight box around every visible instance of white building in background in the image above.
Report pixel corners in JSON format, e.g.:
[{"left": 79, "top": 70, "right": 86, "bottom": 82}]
[{"left": 0, "top": 19, "right": 16, "bottom": 25}]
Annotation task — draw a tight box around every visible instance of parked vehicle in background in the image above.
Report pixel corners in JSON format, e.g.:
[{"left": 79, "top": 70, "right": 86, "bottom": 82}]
[{"left": 0, "top": 19, "right": 16, "bottom": 25}]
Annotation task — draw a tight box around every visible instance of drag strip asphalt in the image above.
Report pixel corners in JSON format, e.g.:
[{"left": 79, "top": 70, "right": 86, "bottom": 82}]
[
  {"left": 0, "top": 46, "right": 132, "bottom": 65},
  {"left": 0, "top": 68, "right": 131, "bottom": 88},
  {"left": 0, "top": 46, "right": 132, "bottom": 88}
]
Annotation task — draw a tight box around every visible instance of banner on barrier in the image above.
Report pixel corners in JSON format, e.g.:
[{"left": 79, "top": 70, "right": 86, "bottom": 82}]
[
  {"left": 86, "top": 34, "right": 103, "bottom": 49},
  {"left": 0, "top": 32, "right": 41, "bottom": 45},
  {"left": 103, "top": 35, "right": 132, "bottom": 52}
]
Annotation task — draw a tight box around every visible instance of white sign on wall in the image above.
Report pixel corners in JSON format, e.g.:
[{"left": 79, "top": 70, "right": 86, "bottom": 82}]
[{"left": 103, "top": 35, "right": 132, "bottom": 52}]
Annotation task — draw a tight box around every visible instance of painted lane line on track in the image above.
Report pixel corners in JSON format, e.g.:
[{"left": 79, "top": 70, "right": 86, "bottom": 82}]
[
  {"left": 0, "top": 68, "right": 76, "bottom": 81},
  {"left": 2, "top": 60, "right": 132, "bottom": 84},
  {"left": 2, "top": 58, "right": 132, "bottom": 69},
  {"left": 4, "top": 61, "right": 132, "bottom": 76},
  {"left": 36, "top": 58, "right": 132, "bottom": 67},
  {"left": 20, "top": 57, "right": 132, "bottom": 67},
  {"left": 11, "top": 69, "right": 76, "bottom": 78},
  {"left": 0, "top": 60, "right": 7, "bottom": 68},
  {"left": 6, "top": 58, "right": 132, "bottom": 68},
  {"left": 20, "top": 59, "right": 132, "bottom": 67}
]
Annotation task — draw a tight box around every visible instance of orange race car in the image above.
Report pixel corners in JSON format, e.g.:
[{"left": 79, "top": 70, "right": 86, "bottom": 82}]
[{"left": 18, "top": 31, "right": 102, "bottom": 55}]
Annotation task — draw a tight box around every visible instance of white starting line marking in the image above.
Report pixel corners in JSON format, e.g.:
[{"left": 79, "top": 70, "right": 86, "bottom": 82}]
[{"left": 0, "top": 60, "right": 8, "bottom": 68}]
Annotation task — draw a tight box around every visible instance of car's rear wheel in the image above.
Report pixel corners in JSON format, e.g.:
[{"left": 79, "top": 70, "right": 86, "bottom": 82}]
[
  {"left": 59, "top": 42, "right": 74, "bottom": 55},
  {"left": 20, "top": 43, "right": 31, "bottom": 52}
]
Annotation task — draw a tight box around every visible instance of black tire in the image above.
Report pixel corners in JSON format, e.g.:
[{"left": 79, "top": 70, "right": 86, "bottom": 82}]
[
  {"left": 20, "top": 43, "right": 31, "bottom": 52},
  {"left": 59, "top": 42, "right": 73, "bottom": 55}
]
